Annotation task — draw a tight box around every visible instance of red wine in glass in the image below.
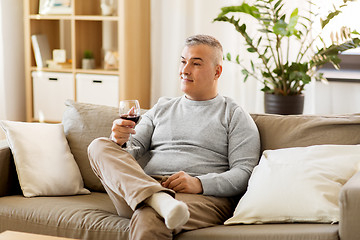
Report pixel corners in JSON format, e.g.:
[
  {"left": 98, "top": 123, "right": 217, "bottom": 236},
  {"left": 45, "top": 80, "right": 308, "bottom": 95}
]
[
  {"left": 120, "top": 114, "right": 140, "bottom": 124},
  {"left": 119, "top": 100, "right": 141, "bottom": 150}
]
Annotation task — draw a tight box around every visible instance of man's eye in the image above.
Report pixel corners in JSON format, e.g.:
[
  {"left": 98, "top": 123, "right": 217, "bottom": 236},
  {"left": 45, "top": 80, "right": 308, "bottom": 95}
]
[
  {"left": 194, "top": 62, "right": 201, "bottom": 66},
  {"left": 181, "top": 60, "right": 186, "bottom": 64}
]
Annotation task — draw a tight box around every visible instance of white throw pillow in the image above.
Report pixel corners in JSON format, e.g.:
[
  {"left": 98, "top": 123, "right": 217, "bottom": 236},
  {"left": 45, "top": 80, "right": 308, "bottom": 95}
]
[
  {"left": 0, "top": 120, "right": 90, "bottom": 197},
  {"left": 225, "top": 144, "right": 360, "bottom": 225}
]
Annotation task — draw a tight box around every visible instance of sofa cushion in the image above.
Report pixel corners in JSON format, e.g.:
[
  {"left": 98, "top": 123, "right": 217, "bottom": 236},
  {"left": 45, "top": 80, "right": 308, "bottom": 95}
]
[
  {"left": 0, "top": 194, "right": 338, "bottom": 240},
  {"left": 174, "top": 224, "right": 339, "bottom": 240},
  {"left": 62, "top": 100, "right": 119, "bottom": 192},
  {"left": 0, "top": 120, "right": 90, "bottom": 197},
  {"left": 251, "top": 113, "right": 360, "bottom": 152},
  {"left": 0, "top": 192, "right": 129, "bottom": 240},
  {"left": 225, "top": 144, "right": 360, "bottom": 225}
]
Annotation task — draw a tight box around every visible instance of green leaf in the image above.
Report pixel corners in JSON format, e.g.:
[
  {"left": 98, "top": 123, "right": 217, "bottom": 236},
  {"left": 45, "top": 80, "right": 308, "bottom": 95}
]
[
  {"left": 274, "top": 0, "right": 283, "bottom": 10},
  {"left": 273, "top": 9, "right": 298, "bottom": 37},
  {"left": 289, "top": 71, "right": 305, "bottom": 81},
  {"left": 216, "top": 3, "right": 260, "bottom": 19},
  {"left": 288, "top": 8, "right": 299, "bottom": 34},
  {"left": 320, "top": 10, "right": 341, "bottom": 29},
  {"left": 299, "top": 16, "right": 311, "bottom": 23},
  {"left": 316, "top": 38, "right": 360, "bottom": 57},
  {"left": 244, "top": 74, "right": 249, "bottom": 82},
  {"left": 239, "top": 23, "right": 246, "bottom": 32},
  {"left": 256, "top": 36, "right": 263, "bottom": 47},
  {"left": 258, "top": 29, "right": 272, "bottom": 33},
  {"left": 273, "top": 19, "right": 288, "bottom": 36},
  {"left": 247, "top": 47, "right": 256, "bottom": 53},
  {"left": 261, "top": 85, "right": 271, "bottom": 93},
  {"left": 262, "top": 72, "right": 272, "bottom": 78},
  {"left": 251, "top": 60, "right": 255, "bottom": 71},
  {"left": 263, "top": 46, "right": 269, "bottom": 55},
  {"left": 241, "top": 69, "right": 249, "bottom": 75},
  {"left": 303, "top": 75, "right": 312, "bottom": 84},
  {"left": 226, "top": 53, "right": 231, "bottom": 61},
  {"left": 235, "top": 55, "right": 240, "bottom": 64},
  {"left": 275, "top": 4, "right": 285, "bottom": 17}
]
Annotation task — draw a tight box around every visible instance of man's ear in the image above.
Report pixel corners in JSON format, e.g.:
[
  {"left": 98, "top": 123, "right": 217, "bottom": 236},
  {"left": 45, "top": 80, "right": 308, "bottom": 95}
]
[{"left": 215, "top": 65, "right": 223, "bottom": 80}]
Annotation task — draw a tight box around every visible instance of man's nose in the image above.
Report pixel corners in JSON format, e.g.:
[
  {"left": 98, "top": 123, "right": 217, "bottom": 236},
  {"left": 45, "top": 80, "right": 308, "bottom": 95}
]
[{"left": 180, "top": 63, "right": 190, "bottom": 74}]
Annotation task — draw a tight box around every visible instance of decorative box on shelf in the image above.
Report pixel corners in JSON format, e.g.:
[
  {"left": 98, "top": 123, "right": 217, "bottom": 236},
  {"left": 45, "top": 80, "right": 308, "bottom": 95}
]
[
  {"left": 32, "top": 71, "right": 74, "bottom": 122},
  {"left": 76, "top": 73, "right": 119, "bottom": 107}
]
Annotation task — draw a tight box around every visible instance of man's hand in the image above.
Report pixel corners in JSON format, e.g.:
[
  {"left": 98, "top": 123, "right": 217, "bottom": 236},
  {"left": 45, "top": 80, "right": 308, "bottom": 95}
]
[
  {"left": 162, "top": 171, "right": 203, "bottom": 194},
  {"left": 110, "top": 118, "right": 136, "bottom": 146}
]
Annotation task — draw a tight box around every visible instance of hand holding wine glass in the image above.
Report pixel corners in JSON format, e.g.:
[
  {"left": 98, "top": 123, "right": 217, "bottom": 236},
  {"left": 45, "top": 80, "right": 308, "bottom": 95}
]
[{"left": 119, "top": 100, "right": 141, "bottom": 150}]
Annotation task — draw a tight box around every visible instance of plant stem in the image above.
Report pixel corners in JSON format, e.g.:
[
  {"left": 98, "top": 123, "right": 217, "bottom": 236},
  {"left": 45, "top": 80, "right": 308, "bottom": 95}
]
[
  {"left": 287, "top": 36, "right": 290, "bottom": 64},
  {"left": 231, "top": 60, "right": 266, "bottom": 85},
  {"left": 266, "top": 32, "right": 279, "bottom": 70},
  {"left": 295, "top": 1, "right": 315, "bottom": 62},
  {"left": 231, "top": 18, "right": 278, "bottom": 86},
  {"left": 269, "top": 0, "right": 287, "bottom": 94}
]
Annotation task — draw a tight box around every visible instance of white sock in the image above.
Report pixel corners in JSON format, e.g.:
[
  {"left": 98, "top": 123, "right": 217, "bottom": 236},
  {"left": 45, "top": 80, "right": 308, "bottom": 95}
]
[{"left": 145, "top": 192, "right": 190, "bottom": 229}]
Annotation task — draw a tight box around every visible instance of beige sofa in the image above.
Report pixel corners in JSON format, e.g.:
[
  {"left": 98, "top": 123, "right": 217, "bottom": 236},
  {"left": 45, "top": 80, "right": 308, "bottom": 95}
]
[{"left": 1, "top": 100, "right": 360, "bottom": 240}]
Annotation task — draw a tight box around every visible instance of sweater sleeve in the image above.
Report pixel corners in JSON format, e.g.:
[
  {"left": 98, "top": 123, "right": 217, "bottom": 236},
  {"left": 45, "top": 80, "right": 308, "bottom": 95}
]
[{"left": 197, "top": 107, "right": 261, "bottom": 197}]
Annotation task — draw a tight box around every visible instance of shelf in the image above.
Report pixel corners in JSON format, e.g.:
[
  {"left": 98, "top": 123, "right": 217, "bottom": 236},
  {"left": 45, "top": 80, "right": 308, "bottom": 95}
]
[
  {"left": 30, "top": 14, "right": 72, "bottom": 20},
  {"left": 30, "top": 67, "right": 73, "bottom": 73},
  {"left": 30, "top": 67, "right": 119, "bottom": 75},
  {"left": 76, "top": 69, "right": 119, "bottom": 75},
  {"left": 75, "top": 16, "right": 118, "bottom": 21},
  {"left": 29, "top": 15, "right": 119, "bottom": 21}
]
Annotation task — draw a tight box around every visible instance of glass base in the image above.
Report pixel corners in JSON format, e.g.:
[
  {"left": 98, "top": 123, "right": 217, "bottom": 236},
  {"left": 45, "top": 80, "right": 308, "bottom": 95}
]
[
  {"left": 124, "top": 145, "right": 140, "bottom": 151},
  {"left": 122, "top": 142, "right": 140, "bottom": 151}
]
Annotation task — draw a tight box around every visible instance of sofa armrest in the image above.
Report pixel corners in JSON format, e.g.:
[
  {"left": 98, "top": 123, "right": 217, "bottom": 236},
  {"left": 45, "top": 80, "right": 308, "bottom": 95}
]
[
  {"left": 0, "top": 140, "right": 20, "bottom": 196},
  {"left": 339, "top": 171, "right": 360, "bottom": 240}
]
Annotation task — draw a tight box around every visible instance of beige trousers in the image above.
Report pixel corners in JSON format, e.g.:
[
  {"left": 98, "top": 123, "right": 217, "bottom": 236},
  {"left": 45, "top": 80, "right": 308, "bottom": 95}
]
[{"left": 88, "top": 137, "right": 236, "bottom": 240}]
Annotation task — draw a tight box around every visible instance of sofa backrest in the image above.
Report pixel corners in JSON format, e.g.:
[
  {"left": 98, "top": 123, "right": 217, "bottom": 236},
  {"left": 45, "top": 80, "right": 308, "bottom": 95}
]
[
  {"left": 251, "top": 113, "right": 360, "bottom": 152},
  {"left": 62, "top": 101, "right": 360, "bottom": 192},
  {"left": 2, "top": 100, "right": 360, "bottom": 194}
]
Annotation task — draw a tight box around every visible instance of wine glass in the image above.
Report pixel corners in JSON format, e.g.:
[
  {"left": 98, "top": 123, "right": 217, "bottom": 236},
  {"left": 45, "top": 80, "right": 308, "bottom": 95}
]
[{"left": 119, "top": 100, "right": 141, "bottom": 150}]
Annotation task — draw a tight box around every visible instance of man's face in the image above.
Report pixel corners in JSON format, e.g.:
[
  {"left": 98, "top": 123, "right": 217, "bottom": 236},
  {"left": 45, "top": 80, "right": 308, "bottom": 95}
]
[{"left": 179, "top": 44, "right": 222, "bottom": 101}]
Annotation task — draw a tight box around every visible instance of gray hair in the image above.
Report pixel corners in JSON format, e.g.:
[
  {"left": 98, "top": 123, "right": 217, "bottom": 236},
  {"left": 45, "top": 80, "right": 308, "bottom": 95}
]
[{"left": 185, "top": 34, "right": 223, "bottom": 65}]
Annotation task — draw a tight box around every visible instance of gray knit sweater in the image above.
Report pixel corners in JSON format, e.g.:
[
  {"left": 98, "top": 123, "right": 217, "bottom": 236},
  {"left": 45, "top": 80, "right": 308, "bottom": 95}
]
[{"left": 132, "top": 95, "right": 260, "bottom": 197}]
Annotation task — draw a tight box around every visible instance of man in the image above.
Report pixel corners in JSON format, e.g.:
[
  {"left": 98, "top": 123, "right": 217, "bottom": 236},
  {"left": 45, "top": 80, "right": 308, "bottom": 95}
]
[{"left": 88, "top": 34, "right": 260, "bottom": 240}]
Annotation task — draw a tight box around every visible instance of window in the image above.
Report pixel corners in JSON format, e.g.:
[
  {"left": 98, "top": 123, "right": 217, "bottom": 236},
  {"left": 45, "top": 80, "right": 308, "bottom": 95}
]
[{"left": 314, "top": 0, "right": 360, "bottom": 71}]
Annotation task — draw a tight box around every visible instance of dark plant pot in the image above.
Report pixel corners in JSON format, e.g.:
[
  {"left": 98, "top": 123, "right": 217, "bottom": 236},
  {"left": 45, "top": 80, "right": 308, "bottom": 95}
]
[{"left": 264, "top": 93, "right": 304, "bottom": 115}]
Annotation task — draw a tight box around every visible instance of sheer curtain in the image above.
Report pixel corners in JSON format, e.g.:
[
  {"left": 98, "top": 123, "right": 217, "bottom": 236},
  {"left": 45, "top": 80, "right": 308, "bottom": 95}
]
[
  {"left": 150, "top": 0, "right": 264, "bottom": 113},
  {"left": 0, "top": 0, "right": 25, "bottom": 131},
  {"left": 0, "top": 4, "right": 5, "bottom": 141},
  {"left": 150, "top": 0, "right": 316, "bottom": 114}
]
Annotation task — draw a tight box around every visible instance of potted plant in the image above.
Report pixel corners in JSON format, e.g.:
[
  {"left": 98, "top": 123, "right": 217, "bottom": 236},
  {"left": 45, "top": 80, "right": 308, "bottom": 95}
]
[
  {"left": 214, "top": 0, "right": 360, "bottom": 114},
  {"left": 82, "top": 50, "right": 95, "bottom": 70}
]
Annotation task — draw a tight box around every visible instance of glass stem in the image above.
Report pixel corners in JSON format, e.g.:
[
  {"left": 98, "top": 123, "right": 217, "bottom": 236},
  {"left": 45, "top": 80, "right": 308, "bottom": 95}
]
[{"left": 129, "top": 133, "right": 134, "bottom": 148}]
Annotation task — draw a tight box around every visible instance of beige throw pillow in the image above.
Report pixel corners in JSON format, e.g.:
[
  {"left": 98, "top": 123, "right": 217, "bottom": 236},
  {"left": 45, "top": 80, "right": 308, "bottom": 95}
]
[
  {"left": 0, "top": 120, "right": 90, "bottom": 197},
  {"left": 62, "top": 100, "right": 119, "bottom": 192},
  {"left": 225, "top": 144, "right": 360, "bottom": 225},
  {"left": 62, "top": 100, "right": 148, "bottom": 192}
]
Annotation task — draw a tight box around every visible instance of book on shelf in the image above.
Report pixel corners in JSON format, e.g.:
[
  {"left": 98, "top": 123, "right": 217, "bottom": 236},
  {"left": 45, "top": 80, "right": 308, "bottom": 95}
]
[{"left": 31, "top": 34, "right": 51, "bottom": 68}]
